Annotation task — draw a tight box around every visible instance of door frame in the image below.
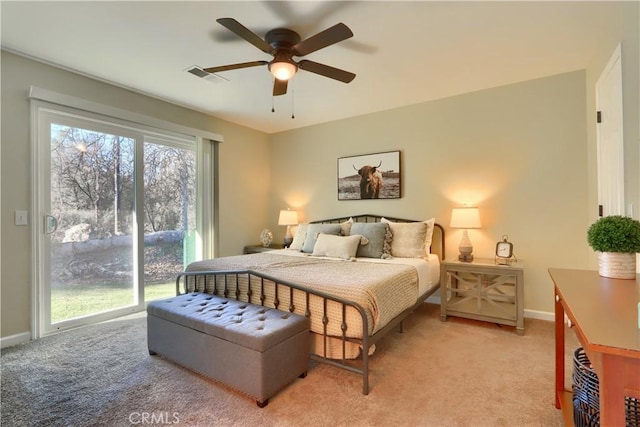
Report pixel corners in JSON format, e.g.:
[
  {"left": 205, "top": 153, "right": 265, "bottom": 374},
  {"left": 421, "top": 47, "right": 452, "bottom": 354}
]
[
  {"left": 31, "top": 103, "right": 146, "bottom": 337},
  {"left": 29, "top": 91, "right": 219, "bottom": 339},
  {"left": 595, "top": 43, "right": 625, "bottom": 217}
]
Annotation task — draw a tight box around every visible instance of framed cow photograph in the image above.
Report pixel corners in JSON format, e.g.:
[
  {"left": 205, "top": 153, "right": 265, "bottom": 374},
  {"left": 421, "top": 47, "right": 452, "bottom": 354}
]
[{"left": 337, "top": 150, "right": 401, "bottom": 200}]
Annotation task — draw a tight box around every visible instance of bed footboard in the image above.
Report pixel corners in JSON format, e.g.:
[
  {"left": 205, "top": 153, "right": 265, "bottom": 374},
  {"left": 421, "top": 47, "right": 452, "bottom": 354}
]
[{"left": 175, "top": 269, "right": 374, "bottom": 395}]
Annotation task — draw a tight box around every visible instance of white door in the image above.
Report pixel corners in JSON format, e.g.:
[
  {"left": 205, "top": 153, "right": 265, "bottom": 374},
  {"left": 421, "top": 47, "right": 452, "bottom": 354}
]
[{"left": 596, "top": 44, "right": 625, "bottom": 217}]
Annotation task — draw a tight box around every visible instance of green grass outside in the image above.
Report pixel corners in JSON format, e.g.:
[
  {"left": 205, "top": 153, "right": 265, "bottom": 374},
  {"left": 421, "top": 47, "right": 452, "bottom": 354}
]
[{"left": 51, "top": 282, "right": 175, "bottom": 322}]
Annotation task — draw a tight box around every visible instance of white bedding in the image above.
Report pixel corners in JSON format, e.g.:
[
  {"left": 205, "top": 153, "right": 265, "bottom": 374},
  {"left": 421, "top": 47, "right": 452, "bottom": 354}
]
[{"left": 265, "top": 249, "right": 440, "bottom": 296}]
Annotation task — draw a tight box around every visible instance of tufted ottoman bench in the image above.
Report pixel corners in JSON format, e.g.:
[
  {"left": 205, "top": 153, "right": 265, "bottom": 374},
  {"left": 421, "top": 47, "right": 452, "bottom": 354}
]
[{"left": 147, "top": 292, "right": 310, "bottom": 407}]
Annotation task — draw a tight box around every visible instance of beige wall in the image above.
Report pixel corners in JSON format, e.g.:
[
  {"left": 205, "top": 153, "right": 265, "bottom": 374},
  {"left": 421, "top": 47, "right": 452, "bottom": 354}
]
[
  {"left": 1, "top": 51, "right": 270, "bottom": 338},
  {"left": 268, "top": 1, "right": 639, "bottom": 316},
  {"left": 269, "top": 71, "right": 590, "bottom": 314}
]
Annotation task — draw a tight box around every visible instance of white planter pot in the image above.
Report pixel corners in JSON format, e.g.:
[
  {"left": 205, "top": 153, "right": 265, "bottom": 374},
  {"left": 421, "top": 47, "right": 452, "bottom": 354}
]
[{"left": 598, "top": 252, "right": 637, "bottom": 279}]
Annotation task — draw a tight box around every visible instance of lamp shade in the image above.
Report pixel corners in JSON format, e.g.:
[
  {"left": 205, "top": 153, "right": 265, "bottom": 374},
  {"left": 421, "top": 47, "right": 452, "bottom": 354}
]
[
  {"left": 450, "top": 207, "right": 481, "bottom": 229},
  {"left": 278, "top": 210, "right": 298, "bottom": 226}
]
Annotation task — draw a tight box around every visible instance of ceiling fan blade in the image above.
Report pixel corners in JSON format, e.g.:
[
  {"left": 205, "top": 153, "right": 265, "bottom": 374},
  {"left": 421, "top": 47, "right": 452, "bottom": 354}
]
[
  {"left": 292, "top": 23, "right": 353, "bottom": 56},
  {"left": 216, "top": 18, "right": 271, "bottom": 53},
  {"left": 203, "top": 61, "right": 268, "bottom": 73},
  {"left": 273, "top": 78, "right": 288, "bottom": 96},
  {"left": 298, "top": 60, "right": 355, "bottom": 83}
]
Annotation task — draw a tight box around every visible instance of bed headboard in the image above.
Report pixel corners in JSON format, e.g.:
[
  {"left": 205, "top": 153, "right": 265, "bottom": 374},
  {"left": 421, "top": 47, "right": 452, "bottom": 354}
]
[{"left": 310, "top": 214, "right": 445, "bottom": 261}]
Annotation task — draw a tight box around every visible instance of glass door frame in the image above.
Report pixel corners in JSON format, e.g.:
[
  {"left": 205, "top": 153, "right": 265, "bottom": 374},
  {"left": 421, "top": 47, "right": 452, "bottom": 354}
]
[
  {"left": 33, "top": 105, "right": 145, "bottom": 337},
  {"left": 30, "top": 100, "right": 214, "bottom": 338}
]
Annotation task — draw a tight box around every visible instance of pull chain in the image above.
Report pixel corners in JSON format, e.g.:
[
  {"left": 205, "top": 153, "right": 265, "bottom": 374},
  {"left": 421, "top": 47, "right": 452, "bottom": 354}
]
[
  {"left": 269, "top": 79, "right": 296, "bottom": 118},
  {"left": 291, "top": 85, "right": 295, "bottom": 119}
]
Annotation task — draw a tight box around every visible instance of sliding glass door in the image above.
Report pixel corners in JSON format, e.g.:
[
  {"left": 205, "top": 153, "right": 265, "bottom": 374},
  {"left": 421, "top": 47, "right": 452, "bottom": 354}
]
[
  {"left": 47, "top": 120, "right": 138, "bottom": 326},
  {"left": 35, "top": 106, "right": 204, "bottom": 336},
  {"left": 142, "top": 137, "right": 197, "bottom": 302}
]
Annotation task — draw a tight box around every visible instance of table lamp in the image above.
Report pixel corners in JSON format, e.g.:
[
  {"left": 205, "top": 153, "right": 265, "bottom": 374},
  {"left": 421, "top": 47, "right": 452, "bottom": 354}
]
[
  {"left": 450, "top": 207, "right": 481, "bottom": 262},
  {"left": 278, "top": 209, "right": 298, "bottom": 247}
]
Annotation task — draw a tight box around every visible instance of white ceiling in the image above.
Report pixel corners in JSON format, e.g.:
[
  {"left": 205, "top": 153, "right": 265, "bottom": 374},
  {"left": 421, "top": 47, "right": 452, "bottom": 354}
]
[{"left": 0, "top": 1, "right": 625, "bottom": 134}]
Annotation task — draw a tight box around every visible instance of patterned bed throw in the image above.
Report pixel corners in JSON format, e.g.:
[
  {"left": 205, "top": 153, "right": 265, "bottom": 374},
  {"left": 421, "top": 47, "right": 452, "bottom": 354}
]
[{"left": 185, "top": 253, "right": 418, "bottom": 337}]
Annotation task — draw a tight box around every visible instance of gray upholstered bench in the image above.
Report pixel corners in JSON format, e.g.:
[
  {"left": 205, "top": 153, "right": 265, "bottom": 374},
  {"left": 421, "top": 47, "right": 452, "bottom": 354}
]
[{"left": 147, "top": 292, "right": 310, "bottom": 407}]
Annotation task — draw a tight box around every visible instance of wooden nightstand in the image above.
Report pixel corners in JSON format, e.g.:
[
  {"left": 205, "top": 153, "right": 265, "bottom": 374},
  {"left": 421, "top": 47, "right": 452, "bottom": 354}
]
[
  {"left": 243, "top": 244, "right": 285, "bottom": 254},
  {"left": 440, "top": 258, "right": 524, "bottom": 335}
]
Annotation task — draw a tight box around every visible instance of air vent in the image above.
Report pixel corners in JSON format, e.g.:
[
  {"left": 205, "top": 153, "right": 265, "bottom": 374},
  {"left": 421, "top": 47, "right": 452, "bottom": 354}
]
[{"left": 186, "top": 66, "right": 228, "bottom": 83}]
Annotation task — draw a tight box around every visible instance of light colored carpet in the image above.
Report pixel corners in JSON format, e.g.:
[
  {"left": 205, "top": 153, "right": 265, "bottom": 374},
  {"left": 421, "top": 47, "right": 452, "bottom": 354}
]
[{"left": 1, "top": 303, "right": 577, "bottom": 426}]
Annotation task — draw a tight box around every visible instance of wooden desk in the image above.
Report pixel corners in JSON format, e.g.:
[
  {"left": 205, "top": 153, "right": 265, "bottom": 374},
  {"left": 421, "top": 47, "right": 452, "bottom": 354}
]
[{"left": 548, "top": 268, "right": 640, "bottom": 426}]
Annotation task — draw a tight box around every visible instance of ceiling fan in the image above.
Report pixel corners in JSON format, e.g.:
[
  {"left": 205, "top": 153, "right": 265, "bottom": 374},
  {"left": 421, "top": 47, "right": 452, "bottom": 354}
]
[{"left": 203, "top": 18, "right": 356, "bottom": 96}]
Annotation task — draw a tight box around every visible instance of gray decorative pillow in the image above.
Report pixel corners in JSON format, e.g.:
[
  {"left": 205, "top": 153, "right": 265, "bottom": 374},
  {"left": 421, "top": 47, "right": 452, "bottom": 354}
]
[
  {"left": 350, "top": 222, "right": 391, "bottom": 259},
  {"left": 301, "top": 224, "right": 342, "bottom": 253}
]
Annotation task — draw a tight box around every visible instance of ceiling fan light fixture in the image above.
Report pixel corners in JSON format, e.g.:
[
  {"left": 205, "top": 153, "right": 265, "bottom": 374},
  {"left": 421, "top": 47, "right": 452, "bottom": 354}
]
[
  {"left": 269, "top": 60, "right": 297, "bottom": 81},
  {"left": 210, "top": 18, "right": 356, "bottom": 95}
]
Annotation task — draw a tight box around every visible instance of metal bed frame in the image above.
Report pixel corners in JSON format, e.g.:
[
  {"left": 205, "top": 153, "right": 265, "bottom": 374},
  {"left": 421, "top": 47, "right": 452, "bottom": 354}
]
[{"left": 174, "top": 214, "right": 444, "bottom": 395}]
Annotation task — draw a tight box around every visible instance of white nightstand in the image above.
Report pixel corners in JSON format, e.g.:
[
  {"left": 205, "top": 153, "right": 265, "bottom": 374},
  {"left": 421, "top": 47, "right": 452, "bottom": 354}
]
[{"left": 440, "top": 258, "right": 524, "bottom": 335}]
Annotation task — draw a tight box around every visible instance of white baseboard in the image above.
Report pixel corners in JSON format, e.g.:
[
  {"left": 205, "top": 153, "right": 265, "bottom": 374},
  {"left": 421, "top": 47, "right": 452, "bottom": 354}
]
[
  {"left": 523, "top": 309, "right": 554, "bottom": 322},
  {"left": 424, "top": 297, "right": 554, "bottom": 322},
  {"left": 1, "top": 331, "right": 31, "bottom": 349}
]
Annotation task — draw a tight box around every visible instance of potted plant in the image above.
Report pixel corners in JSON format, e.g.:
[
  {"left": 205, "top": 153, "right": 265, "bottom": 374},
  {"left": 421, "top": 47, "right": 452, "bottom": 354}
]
[{"left": 587, "top": 215, "right": 640, "bottom": 279}]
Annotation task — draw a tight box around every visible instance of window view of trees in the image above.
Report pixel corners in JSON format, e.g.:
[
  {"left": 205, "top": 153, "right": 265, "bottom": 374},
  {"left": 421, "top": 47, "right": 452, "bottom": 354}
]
[
  {"left": 142, "top": 140, "right": 197, "bottom": 298},
  {"left": 143, "top": 141, "right": 196, "bottom": 234},
  {"left": 50, "top": 125, "right": 135, "bottom": 242},
  {"left": 49, "top": 123, "right": 197, "bottom": 321}
]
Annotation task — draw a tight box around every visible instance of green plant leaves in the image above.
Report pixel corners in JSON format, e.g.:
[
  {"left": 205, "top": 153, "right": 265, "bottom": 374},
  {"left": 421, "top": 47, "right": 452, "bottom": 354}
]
[{"left": 587, "top": 215, "right": 640, "bottom": 253}]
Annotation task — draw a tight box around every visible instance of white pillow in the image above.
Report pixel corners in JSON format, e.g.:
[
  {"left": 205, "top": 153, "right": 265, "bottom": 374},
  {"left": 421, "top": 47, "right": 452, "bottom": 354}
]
[
  {"left": 289, "top": 224, "right": 308, "bottom": 251},
  {"left": 423, "top": 218, "right": 436, "bottom": 252},
  {"left": 312, "top": 233, "right": 361, "bottom": 260},
  {"left": 380, "top": 218, "right": 436, "bottom": 258},
  {"left": 290, "top": 219, "right": 351, "bottom": 252},
  {"left": 301, "top": 224, "right": 342, "bottom": 253}
]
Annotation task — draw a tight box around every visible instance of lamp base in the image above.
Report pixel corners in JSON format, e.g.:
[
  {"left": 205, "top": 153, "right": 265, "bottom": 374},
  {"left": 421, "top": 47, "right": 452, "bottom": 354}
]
[
  {"left": 283, "top": 224, "right": 293, "bottom": 248},
  {"left": 458, "top": 253, "right": 474, "bottom": 262},
  {"left": 458, "top": 230, "right": 474, "bottom": 262}
]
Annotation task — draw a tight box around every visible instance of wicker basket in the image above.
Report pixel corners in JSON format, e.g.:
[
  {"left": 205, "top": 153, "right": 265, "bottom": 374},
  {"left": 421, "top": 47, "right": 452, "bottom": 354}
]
[
  {"left": 573, "top": 347, "right": 639, "bottom": 427},
  {"left": 573, "top": 347, "right": 600, "bottom": 427},
  {"left": 628, "top": 396, "right": 640, "bottom": 427}
]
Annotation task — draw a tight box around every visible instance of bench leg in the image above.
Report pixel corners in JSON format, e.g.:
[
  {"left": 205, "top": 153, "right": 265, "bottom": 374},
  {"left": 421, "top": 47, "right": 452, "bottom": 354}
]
[{"left": 256, "top": 399, "right": 269, "bottom": 408}]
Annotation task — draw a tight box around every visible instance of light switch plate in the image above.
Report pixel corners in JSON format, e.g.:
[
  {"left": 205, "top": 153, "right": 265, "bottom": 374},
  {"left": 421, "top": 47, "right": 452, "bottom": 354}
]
[{"left": 15, "top": 210, "right": 28, "bottom": 226}]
